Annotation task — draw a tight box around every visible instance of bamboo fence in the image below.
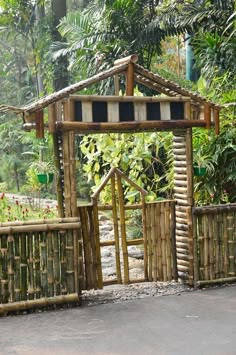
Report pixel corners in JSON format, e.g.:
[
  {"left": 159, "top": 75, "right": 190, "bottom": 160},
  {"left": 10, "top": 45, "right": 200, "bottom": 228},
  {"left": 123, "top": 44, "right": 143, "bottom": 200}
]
[
  {"left": 0, "top": 218, "right": 81, "bottom": 313},
  {"left": 193, "top": 204, "right": 236, "bottom": 287}
]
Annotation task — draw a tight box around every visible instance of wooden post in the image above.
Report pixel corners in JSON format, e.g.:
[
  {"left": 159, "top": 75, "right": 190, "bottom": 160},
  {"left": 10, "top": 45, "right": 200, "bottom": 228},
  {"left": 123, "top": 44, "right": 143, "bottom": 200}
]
[
  {"left": 114, "top": 74, "right": 119, "bottom": 95},
  {"left": 204, "top": 103, "right": 211, "bottom": 130},
  {"left": 126, "top": 63, "right": 134, "bottom": 96},
  {"left": 213, "top": 108, "right": 220, "bottom": 135},
  {"left": 35, "top": 110, "right": 44, "bottom": 138}
]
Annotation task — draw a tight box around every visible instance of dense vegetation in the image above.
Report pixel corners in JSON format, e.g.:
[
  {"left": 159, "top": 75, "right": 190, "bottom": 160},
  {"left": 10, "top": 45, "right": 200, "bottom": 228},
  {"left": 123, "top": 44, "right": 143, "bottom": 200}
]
[{"left": 0, "top": 0, "right": 235, "bottom": 207}]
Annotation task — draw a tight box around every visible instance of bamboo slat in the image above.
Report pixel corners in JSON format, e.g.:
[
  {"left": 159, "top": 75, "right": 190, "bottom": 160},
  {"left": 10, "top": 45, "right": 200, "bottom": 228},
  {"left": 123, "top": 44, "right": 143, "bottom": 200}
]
[
  {"left": 117, "top": 176, "right": 129, "bottom": 284},
  {"left": 111, "top": 176, "right": 122, "bottom": 284}
]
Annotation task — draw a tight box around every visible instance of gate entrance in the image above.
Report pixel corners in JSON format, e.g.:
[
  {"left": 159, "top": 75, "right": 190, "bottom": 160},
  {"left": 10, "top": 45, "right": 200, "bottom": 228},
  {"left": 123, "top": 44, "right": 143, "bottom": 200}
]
[{"left": 78, "top": 168, "right": 177, "bottom": 289}]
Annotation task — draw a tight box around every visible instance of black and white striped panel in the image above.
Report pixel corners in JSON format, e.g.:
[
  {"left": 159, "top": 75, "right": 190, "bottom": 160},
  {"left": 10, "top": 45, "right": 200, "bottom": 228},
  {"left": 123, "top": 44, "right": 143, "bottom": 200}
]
[{"left": 74, "top": 100, "right": 185, "bottom": 123}]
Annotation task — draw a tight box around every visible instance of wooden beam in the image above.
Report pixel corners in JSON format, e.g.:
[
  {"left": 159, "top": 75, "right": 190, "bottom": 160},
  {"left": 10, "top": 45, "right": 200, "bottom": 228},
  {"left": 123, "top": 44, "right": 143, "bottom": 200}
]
[
  {"left": 213, "top": 108, "right": 220, "bottom": 135},
  {"left": 55, "top": 120, "right": 207, "bottom": 134},
  {"left": 204, "top": 103, "right": 211, "bottom": 130}
]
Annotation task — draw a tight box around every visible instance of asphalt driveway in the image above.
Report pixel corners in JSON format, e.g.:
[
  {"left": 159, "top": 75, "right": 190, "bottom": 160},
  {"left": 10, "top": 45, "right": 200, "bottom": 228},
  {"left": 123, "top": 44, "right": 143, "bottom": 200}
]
[{"left": 0, "top": 285, "right": 236, "bottom": 355}]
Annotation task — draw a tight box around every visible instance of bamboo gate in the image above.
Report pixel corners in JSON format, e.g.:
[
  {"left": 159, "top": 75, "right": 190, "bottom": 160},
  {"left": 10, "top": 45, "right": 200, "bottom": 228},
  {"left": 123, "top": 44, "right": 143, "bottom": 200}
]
[
  {"left": 0, "top": 55, "right": 224, "bottom": 312},
  {"left": 78, "top": 167, "right": 177, "bottom": 289}
]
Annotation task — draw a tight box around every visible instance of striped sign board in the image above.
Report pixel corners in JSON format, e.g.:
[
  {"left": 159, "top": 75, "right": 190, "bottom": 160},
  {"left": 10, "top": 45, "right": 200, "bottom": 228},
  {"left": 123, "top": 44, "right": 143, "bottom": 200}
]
[{"left": 70, "top": 95, "right": 191, "bottom": 123}]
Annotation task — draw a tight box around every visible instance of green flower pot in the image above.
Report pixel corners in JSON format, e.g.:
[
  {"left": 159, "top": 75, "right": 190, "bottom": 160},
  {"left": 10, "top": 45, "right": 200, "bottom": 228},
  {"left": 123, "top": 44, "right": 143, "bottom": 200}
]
[
  {"left": 37, "top": 173, "right": 54, "bottom": 184},
  {"left": 193, "top": 166, "right": 206, "bottom": 177}
]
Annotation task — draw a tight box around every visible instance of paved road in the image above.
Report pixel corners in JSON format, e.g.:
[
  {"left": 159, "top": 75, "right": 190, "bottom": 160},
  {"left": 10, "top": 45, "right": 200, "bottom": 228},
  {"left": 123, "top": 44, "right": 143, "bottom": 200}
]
[{"left": 0, "top": 286, "right": 236, "bottom": 355}]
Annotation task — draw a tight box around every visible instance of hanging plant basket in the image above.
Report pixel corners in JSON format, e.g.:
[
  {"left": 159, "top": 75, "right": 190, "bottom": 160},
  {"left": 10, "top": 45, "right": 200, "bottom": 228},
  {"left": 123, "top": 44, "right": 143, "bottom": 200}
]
[
  {"left": 37, "top": 173, "right": 54, "bottom": 184},
  {"left": 193, "top": 166, "right": 206, "bottom": 177}
]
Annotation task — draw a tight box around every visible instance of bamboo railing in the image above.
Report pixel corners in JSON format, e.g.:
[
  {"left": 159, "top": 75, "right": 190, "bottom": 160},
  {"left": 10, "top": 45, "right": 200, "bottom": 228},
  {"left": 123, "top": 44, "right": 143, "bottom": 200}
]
[
  {"left": 193, "top": 204, "right": 236, "bottom": 287},
  {"left": 0, "top": 218, "right": 81, "bottom": 313}
]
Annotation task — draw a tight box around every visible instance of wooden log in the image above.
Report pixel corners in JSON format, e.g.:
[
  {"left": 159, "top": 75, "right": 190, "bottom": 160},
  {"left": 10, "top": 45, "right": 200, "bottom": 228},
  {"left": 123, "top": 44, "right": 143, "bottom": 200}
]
[
  {"left": 55, "top": 120, "right": 207, "bottom": 134},
  {"left": 0, "top": 294, "right": 79, "bottom": 314}
]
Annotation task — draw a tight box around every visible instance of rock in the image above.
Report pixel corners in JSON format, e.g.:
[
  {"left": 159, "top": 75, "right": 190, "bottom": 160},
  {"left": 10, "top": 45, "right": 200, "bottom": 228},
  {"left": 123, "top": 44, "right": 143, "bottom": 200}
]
[
  {"left": 99, "top": 214, "right": 109, "bottom": 222},
  {"left": 128, "top": 258, "right": 144, "bottom": 270},
  {"left": 100, "top": 249, "right": 112, "bottom": 258},
  {"left": 128, "top": 246, "right": 144, "bottom": 259},
  {"left": 103, "top": 267, "right": 116, "bottom": 276}
]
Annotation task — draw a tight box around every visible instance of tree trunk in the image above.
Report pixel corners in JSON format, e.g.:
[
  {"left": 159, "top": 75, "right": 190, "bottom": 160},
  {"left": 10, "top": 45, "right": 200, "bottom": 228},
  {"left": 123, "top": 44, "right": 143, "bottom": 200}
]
[
  {"left": 35, "top": 3, "right": 46, "bottom": 95},
  {"left": 51, "top": 0, "right": 69, "bottom": 91}
]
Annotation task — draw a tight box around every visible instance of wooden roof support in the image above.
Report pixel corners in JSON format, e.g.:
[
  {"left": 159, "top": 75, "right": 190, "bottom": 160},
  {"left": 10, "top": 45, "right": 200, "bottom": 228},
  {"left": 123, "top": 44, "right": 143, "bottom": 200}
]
[
  {"left": 126, "top": 62, "right": 135, "bottom": 96},
  {"left": 35, "top": 110, "right": 44, "bottom": 138},
  {"left": 55, "top": 120, "right": 207, "bottom": 134}
]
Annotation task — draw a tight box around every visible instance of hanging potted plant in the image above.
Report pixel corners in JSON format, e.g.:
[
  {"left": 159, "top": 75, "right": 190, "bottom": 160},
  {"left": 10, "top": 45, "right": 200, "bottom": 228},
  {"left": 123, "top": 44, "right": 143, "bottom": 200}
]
[
  {"left": 193, "top": 151, "right": 213, "bottom": 177},
  {"left": 30, "top": 161, "right": 58, "bottom": 184}
]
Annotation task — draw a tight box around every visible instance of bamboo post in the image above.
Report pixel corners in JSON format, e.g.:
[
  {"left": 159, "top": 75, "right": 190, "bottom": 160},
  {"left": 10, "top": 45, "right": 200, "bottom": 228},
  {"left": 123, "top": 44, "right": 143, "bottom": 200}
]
[
  {"left": 7, "top": 234, "right": 15, "bottom": 302},
  {"left": 187, "top": 207, "right": 194, "bottom": 285},
  {"left": 27, "top": 232, "right": 35, "bottom": 300},
  {"left": 142, "top": 196, "right": 148, "bottom": 281},
  {"left": 40, "top": 232, "right": 48, "bottom": 297},
  {"left": 20, "top": 233, "right": 28, "bottom": 301},
  {"left": 223, "top": 212, "right": 229, "bottom": 277},
  {"left": 87, "top": 206, "right": 96, "bottom": 289},
  {"left": 114, "top": 74, "right": 119, "bottom": 95},
  {"left": 204, "top": 103, "right": 211, "bottom": 130},
  {"left": 161, "top": 202, "right": 167, "bottom": 281},
  {"left": 228, "top": 213, "right": 235, "bottom": 276},
  {"left": 47, "top": 231, "right": 54, "bottom": 297},
  {"left": 126, "top": 62, "right": 135, "bottom": 96},
  {"left": 66, "top": 230, "right": 75, "bottom": 293},
  {"left": 14, "top": 234, "right": 21, "bottom": 301},
  {"left": 208, "top": 213, "right": 214, "bottom": 280},
  {"left": 170, "top": 202, "right": 178, "bottom": 281},
  {"left": 203, "top": 214, "right": 209, "bottom": 280},
  {"left": 35, "top": 110, "right": 44, "bottom": 138},
  {"left": 111, "top": 176, "right": 122, "bottom": 284},
  {"left": 53, "top": 231, "right": 61, "bottom": 296},
  {"left": 59, "top": 230, "right": 67, "bottom": 294},
  {"left": 117, "top": 175, "right": 129, "bottom": 284},
  {"left": 213, "top": 108, "right": 220, "bottom": 135},
  {"left": 80, "top": 207, "right": 92, "bottom": 289},
  {"left": 92, "top": 198, "right": 103, "bottom": 289},
  {"left": 34, "top": 232, "right": 41, "bottom": 299},
  {"left": 151, "top": 203, "right": 157, "bottom": 281},
  {"left": 165, "top": 202, "right": 172, "bottom": 281},
  {"left": 156, "top": 203, "right": 163, "bottom": 280},
  {"left": 146, "top": 203, "right": 152, "bottom": 281}
]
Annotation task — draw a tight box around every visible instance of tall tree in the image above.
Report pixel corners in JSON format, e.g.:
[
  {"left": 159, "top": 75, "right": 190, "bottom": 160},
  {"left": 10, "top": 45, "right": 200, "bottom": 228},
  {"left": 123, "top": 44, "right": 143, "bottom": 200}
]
[{"left": 51, "top": 0, "right": 69, "bottom": 90}]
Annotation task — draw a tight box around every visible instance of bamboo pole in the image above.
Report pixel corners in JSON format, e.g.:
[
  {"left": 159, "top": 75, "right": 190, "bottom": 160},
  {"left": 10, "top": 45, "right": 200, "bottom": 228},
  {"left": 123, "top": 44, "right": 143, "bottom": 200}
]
[
  {"left": 34, "top": 232, "right": 41, "bottom": 299},
  {"left": 204, "top": 103, "right": 211, "bottom": 130},
  {"left": 14, "top": 234, "right": 21, "bottom": 301},
  {"left": 87, "top": 206, "right": 96, "bottom": 289},
  {"left": 223, "top": 212, "right": 229, "bottom": 277},
  {"left": 40, "top": 232, "right": 48, "bottom": 297},
  {"left": 27, "top": 232, "right": 35, "bottom": 300},
  {"left": 228, "top": 214, "right": 235, "bottom": 276},
  {"left": 0, "top": 222, "right": 81, "bottom": 234},
  {"left": 35, "top": 110, "right": 44, "bottom": 138},
  {"left": 214, "top": 108, "right": 220, "bottom": 135},
  {"left": 161, "top": 202, "right": 167, "bottom": 281},
  {"left": 55, "top": 120, "right": 207, "bottom": 133},
  {"left": 142, "top": 196, "right": 148, "bottom": 281},
  {"left": 66, "top": 230, "right": 75, "bottom": 294},
  {"left": 70, "top": 95, "right": 191, "bottom": 103},
  {"left": 117, "top": 175, "right": 129, "bottom": 284},
  {"left": 146, "top": 203, "right": 153, "bottom": 281},
  {"left": 126, "top": 62, "right": 135, "bottom": 96},
  {"left": 170, "top": 202, "right": 178, "bottom": 281},
  {"left": 151, "top": 204, "right": 157, "bottom": 281},
  {"left": 0, "top": 294, "right": 79, "bottom": 314},
  {"left": 20, "top": 233, "right": 27, "bottom": 301},
  {"left": 53, "top": 231, "right": 61, "bottom": 296},
  {"left": 47, "top": 231, "right": 54, "bottom": 297},
  {"left": 7, "top": 234, "right": 14, "bottom": 302},
  {"left": 156, "top": 202, "right": 162, "bottom": 280},
  {"left": 92, "top": 199, "right": 103, "bottom": 289},
  {"left": 59, "top": 230, "right": 67, "bottom": 294},
  {"left": 111, "top": 176, "right": 122, "bottom": 284}
]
